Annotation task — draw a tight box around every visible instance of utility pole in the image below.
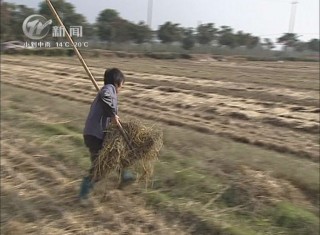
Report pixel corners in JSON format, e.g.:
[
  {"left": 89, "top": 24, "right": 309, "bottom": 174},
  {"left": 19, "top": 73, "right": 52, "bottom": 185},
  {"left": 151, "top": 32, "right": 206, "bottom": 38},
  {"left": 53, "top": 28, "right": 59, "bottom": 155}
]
[
  {"left": 288, "top": 1, "right": 298, "bottom": 33},
  {"left": 147, "top": 0, "right": 153, "bottom": 28}
]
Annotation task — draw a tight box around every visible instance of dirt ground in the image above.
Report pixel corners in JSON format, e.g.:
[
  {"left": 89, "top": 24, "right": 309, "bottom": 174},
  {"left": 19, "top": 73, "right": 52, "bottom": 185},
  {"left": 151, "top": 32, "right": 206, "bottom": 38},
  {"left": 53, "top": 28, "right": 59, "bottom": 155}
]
[{"left": 1, "top": 55, "right": 319, "bottom": 234}]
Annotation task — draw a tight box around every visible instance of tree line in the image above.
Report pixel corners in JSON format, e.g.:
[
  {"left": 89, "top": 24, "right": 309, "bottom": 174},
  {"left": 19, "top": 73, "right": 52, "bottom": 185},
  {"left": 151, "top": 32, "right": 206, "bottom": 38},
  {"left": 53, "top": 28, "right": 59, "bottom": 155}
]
[{"left": 1, "top": 0, "right": 319, "bottom": 52}]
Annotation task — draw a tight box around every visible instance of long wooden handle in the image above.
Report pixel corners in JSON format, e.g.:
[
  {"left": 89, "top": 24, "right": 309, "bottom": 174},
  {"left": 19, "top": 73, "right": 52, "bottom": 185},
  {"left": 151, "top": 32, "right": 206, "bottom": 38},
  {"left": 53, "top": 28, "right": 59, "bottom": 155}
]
[
  {"left": 46, "top": 0, "right": 133, "bottom": 150},
  {"left": 46, "top": 0, "right": 100, "bottom": 91},
  {"left": 117, "top": 121, "right": 134, "bottom": 150}
]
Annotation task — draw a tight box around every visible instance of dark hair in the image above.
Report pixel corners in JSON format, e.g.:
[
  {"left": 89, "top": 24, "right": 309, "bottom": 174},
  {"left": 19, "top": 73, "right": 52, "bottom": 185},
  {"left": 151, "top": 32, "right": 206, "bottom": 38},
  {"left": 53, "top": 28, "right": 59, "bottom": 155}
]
[{"left": 104, "top": 68, "right": 125, "bottom": 86}]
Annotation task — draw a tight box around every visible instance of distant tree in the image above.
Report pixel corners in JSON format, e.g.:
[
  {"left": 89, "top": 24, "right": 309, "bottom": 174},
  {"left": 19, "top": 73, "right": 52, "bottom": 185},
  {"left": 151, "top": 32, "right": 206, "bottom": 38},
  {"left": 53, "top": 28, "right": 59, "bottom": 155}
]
[
  {"left": 111, "top": 19, "right": 135, "bottom": 42},
  {"left": 217, "top": 26, "right": 237, "bottom": 48},
  {"left": 218, "top": 33, "right": 236, "bottom": 48},
  {"left": 235, "top": 31, "right": 247, "bottom": 46},
  {"left": 262, "top": 38, "right": 275, "bottom": 50},
  {"left": 277, "top": 33, "right": 299, "bottom": 47},
  {"left": 96, "top": 9, "right": 120, "bottom": 41},
  {"left": 217, "top": 26, "right": 235, "bottom": 48},
  {"left": 97, "top": 23, "right": 114, "bottom": 42},
  {"left": 97, "top": 10, "right": 152, "bottom": 43},
  {"left": 157, "top": 21, "right": 182, "bottom": 43},
  {"left": 0, "top": 3, "right": 36, "bottom": 41},
  {"left": 130, "top": 21, "right": 152, "bottom": 44},
  {"left": 97, "top": 9, "right": 119, "bottom": 23},
  {"left": 1, "top": 2, "right": 15, "bottom": 41},
  {"left": 246, "top": 35, "right": 260, "bottom": 49},
  {"left": 196, "top": 23, "right": 217, "bottom": 45},
  {"left": 306, "top": 38, "right": 319, "bottom": 52},
  {"left": 218, "top": 25, "right": 233, "bottom": 34},
  {"left": 83, "top": 23, "right": 97, "bottom": 40},
  {"left": 39, "top": 0, "right": 87, "bottom": 30},
  {"left": 181, "top": 28, "right": 196, "bottom": 50},
  {"left": 38, "top": 0, "right": 88, "bottom": 41},
  {"left": 234, "top": 31, "right": 259, "bottom": 49},
  {"left": 293, "top": 41, "right": 308, "bottom": 52}
]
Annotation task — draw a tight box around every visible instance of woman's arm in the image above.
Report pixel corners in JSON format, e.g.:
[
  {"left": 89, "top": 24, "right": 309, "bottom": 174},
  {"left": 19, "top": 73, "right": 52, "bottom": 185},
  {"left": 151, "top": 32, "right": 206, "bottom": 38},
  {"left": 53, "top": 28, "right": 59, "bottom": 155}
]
[{"left": 100, "top": 88, "right": 116, "bottom": 117}]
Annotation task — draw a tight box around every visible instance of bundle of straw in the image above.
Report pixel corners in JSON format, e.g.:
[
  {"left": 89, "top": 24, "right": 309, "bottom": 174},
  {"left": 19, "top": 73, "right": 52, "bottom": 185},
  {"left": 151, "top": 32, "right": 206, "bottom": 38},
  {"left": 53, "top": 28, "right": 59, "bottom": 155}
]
[{"left": 92, "top": 120, "right": 163, "bottom": 183}]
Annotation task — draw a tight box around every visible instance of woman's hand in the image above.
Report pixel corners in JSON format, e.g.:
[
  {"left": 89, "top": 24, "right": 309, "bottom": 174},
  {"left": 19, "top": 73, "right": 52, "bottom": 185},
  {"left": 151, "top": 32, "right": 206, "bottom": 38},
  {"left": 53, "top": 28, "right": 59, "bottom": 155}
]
[{"left": 112, "top": 115, "right": 120, "bottom": 126}]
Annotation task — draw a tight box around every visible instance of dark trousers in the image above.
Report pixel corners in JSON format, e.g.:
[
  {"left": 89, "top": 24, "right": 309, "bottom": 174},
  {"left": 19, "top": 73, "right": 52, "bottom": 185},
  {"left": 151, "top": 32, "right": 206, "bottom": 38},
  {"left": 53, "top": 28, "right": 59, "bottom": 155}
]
[{"left": 83, "top": 134, "right": 103, "bottom": 182}]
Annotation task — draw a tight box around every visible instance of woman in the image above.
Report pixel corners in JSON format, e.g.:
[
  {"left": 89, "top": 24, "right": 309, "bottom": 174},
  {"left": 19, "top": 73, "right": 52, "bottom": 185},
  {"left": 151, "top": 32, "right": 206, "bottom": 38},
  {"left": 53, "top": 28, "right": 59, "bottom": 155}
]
[{"left": 79, "top": 68, "right": 134, "bottom": 200}]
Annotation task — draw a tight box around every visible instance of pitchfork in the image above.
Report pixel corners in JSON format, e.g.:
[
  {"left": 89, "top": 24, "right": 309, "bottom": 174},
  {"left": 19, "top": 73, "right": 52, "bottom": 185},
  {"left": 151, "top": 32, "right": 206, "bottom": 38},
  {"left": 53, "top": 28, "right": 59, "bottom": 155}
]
[{"left": 46, "top": 0, "right": 133, "bottom": 151}]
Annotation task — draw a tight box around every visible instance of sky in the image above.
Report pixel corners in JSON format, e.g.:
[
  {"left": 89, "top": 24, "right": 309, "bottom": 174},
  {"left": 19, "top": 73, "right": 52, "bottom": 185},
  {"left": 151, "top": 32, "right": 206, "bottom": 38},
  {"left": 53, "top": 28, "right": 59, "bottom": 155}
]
[{"left": 5, "top": 0, "right": 320, "bottom": 42}]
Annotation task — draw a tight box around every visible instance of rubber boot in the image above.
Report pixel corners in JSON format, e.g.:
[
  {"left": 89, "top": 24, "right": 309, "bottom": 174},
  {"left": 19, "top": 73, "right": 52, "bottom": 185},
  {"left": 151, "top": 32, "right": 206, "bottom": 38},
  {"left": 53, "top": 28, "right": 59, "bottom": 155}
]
[
  {"left": 79, "top": 176, "right": 94, "bottom": 199},
  {"left": 118, "top": 169, "right": 136, "bottom": 189}
]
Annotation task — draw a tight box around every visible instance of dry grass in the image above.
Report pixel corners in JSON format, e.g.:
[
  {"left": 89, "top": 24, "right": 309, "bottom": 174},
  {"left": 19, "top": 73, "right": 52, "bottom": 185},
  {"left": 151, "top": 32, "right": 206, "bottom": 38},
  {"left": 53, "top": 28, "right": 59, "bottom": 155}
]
[
  {"left": 1, "top": 56, "right": 319, "bottom": 161},
  {"left": 1, "top": 56, "right": 319, "bottom": 235},
  {"left": 92, "top": 120, "right": 163, "bottom": 183},
  {"left": 220, "top": 166, "right": 312, "bottom": 213}
]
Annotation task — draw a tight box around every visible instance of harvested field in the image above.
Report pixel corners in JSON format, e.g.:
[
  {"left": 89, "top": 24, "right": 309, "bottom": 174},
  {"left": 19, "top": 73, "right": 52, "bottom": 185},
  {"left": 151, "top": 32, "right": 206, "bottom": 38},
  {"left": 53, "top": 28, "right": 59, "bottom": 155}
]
[
  {"left": 1, "top": 55, "right": 319, "bottom": 235},
  {"left": 2, "top": 56, "right": 319, "bottom": 161}
]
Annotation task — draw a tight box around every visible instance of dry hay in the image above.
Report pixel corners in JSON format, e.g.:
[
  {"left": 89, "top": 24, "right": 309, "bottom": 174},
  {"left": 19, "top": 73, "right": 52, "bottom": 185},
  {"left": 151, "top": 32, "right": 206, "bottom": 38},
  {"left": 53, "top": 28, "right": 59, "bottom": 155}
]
[
  {"left": 221, "top": 166, "right": 310, "bottom": 212},
  {"left": 92, "top": 120, "right": 163, "bottom": 183},
  {"left": 1, "top": 220, "right": 27, "bottom": 235}
]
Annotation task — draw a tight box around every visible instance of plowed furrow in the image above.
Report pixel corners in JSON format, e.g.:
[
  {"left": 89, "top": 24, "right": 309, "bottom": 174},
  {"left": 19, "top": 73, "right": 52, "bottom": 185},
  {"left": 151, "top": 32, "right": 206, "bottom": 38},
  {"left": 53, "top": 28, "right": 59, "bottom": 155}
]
[
  {"left": 3, "top": 56, "right": 318, "bottom": 89},
  {"left": 120, "top": 105, "right": 319, "bottom": 161},
  {"left": 2, "top": 79, "right": 318, "bottom": 161},
  {"left": 3, "top": 62, "right": 318, "bottom": 127},
  {"left": 3, "top": 70, "right": 318, "bottom": 135},
  {"left": 3, "top": 60, "right": 319, "bottom": 124},
  {"left": 2, "top": 58, "right": 318, "bottom": 106}
]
